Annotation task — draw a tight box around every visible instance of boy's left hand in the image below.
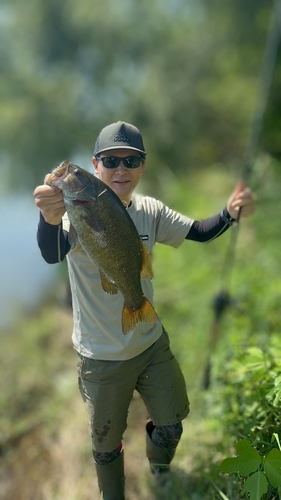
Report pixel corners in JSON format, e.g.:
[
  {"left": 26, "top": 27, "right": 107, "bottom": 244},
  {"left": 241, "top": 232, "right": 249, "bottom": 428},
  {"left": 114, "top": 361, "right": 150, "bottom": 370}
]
[{"left": 227, "top": 182, "right": 256, "bottom": 220}]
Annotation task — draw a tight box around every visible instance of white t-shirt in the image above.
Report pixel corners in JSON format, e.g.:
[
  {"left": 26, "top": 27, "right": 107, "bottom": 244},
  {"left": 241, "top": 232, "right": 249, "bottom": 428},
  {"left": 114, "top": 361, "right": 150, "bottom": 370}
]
[{"left": 63, "top": 194, "right": 194, "bottom": 361}]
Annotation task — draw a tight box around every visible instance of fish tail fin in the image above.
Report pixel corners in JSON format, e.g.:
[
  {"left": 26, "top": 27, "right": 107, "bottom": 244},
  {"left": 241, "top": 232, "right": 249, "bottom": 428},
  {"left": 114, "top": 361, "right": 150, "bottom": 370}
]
[{"left": 122, "top": 298, "right": 158, "bottom": 335}]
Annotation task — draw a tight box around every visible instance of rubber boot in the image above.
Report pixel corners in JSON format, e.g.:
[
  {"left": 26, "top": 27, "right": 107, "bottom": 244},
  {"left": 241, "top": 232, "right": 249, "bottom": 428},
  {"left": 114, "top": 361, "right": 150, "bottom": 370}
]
[
  {"left": 95, "top": 451, "right": 125, "bottom": 500},
  {"left": 146, "top": 422, "right": 177, "bottom": 475}
]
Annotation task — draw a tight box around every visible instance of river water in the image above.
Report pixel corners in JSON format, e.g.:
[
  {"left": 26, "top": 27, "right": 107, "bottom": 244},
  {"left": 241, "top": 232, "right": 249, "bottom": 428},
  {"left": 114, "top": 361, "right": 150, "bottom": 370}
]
[{"left": 0, "top": 194, "right": 58, "bottom": 329}]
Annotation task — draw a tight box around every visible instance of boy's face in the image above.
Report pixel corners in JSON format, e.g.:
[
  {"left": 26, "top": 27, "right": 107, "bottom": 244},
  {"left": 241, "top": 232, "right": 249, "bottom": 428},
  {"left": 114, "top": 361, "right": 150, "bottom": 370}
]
[{"left": 92, "top": 149, "right": 145, "bottom": 204}]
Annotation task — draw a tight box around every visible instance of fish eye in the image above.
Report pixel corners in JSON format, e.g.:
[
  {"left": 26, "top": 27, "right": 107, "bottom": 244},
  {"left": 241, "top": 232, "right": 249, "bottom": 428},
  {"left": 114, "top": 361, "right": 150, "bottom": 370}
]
[{"left": 74, "top": 169, "right": 82, "bottom": 177}]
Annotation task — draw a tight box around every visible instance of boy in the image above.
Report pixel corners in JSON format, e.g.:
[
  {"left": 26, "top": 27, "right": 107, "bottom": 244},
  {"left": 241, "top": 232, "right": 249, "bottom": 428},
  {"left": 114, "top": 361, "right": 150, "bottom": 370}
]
[{"left": 34, "top": 121, "right": 256, "bottom": 499}]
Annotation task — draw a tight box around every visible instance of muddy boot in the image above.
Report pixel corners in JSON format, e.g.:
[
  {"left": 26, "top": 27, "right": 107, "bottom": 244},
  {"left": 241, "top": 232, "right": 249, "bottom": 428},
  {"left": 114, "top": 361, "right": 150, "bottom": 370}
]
[
  {"left": 146, "top": 422, "right": 177, "bottom": 475},
  {"left": 95, "top": 451, "right": 125, "bottom": 500}
]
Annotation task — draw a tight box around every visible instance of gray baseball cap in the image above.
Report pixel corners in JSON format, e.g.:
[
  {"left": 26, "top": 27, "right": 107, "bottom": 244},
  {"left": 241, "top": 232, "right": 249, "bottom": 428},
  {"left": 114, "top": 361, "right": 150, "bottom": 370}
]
[{"left": 94, "top": 121, "right": 146, "bottom": 158}]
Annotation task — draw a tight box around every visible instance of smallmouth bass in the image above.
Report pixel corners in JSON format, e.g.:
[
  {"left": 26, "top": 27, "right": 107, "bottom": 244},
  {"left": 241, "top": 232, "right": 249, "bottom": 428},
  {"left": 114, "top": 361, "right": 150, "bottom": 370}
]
[{"left": 46, "top": 161, "right": 158, "bottom": 335}]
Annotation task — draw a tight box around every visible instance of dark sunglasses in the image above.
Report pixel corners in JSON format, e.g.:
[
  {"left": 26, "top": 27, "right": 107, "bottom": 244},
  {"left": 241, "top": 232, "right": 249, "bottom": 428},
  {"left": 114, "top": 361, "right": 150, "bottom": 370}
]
[{"left": 96, "top": 156, "right": 143, "bottom": 169}]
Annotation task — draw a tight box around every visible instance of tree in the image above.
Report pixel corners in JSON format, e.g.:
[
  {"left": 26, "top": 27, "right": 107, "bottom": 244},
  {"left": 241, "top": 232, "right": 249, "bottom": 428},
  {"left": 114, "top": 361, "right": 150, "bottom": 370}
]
[{"left": 0, "top": 0, "right": 279, "bottom": 191}]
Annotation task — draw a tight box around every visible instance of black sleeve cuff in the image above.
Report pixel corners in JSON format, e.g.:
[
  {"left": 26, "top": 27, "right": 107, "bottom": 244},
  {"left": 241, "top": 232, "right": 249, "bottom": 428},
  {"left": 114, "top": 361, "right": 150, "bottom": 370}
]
[{"left": 220, "top": 208, "right": 236, "bottom": 226}]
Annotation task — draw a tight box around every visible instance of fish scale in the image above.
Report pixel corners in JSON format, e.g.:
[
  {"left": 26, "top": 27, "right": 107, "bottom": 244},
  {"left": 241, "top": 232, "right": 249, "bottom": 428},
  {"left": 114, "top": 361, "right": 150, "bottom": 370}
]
[{"left": 46, "top": 161, "right": 159, "bottom": 334}]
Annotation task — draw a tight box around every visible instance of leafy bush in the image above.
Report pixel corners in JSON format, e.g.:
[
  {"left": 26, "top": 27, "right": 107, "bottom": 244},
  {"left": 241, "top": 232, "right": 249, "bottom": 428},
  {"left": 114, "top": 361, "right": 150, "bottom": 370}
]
[
  {"left": 220, "top": 438, "right": 281, "bottom": 500},
  {"left": 211, "top": 282, "right": 281, "bottom": 498}
]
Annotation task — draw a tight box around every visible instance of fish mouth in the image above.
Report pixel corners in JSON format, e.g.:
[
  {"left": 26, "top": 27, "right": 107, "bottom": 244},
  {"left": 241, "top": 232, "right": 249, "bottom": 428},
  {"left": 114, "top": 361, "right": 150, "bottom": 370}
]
[
  {"left": 47, "top": 160, "right": 71, "bottom": 184},
  {"left": 47, "top": 161, "right": 84, "bottom": 194}
]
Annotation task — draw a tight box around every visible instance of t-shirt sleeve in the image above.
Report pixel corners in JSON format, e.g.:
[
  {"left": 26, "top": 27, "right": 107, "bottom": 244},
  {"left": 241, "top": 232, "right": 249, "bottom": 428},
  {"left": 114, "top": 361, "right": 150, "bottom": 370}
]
[{"left": 155, "top": 202, "right": 194, "bottom": 248}]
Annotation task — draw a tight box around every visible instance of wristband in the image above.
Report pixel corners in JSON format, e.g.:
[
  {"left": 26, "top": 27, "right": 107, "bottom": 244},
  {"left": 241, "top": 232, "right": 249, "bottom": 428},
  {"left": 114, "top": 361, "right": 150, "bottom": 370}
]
[{"left": 220, "top": 208, "right": 236, "bottom": 226}]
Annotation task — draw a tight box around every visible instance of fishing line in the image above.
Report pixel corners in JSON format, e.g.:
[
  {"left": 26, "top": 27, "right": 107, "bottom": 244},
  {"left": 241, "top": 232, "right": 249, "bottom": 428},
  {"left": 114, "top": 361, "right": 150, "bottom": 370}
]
[{"left": 203, "top": 1, "right": 281, "bottom": 389}]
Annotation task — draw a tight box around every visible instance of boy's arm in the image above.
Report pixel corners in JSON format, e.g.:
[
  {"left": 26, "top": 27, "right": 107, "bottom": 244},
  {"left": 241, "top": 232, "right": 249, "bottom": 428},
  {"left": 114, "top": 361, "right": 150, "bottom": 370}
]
[
  {"left": 37, "top": 213, "right": 71, "bottom": 263},
  {"left": 186, "top": 209, "right": 234, "bottom": 242},
  {"left": 187, "top": 184, "right": 256, "bottom": 242}
]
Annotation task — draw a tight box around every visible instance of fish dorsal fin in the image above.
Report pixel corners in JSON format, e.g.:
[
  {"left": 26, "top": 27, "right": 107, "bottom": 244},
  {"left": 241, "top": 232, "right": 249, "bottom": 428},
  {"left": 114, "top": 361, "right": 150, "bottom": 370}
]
[
  {"left": 140, "top": 242, "right": 154, "bottom": 280},
  {"left": 99, "top": 272, "right": 118, "bottom": 294},
  {"left": 68, "top": 225, "right": 78, "bottom": 245}
]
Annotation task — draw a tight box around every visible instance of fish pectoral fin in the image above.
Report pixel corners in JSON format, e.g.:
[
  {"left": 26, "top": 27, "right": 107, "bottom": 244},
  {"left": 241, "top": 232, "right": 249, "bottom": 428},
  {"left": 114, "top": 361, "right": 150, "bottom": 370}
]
[
  {"left": 140, "top": 242, "right": 154, "bottom": 280},
  {"left": 68, "top": 225, "right": 78, "bottom": 245},
  {"left": 99, "top": 272, "right": 118, "bottom": 294},
  {"left": 122, "top": 297, "right": 158, "bottom": 335}
]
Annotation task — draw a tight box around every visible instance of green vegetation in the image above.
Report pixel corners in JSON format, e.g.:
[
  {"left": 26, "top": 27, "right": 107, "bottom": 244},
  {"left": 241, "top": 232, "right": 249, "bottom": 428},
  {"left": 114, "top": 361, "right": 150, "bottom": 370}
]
[
  {"left": 1, "top": 0, "right": 281, "bottom": 497},
  {"left": 1, "top": 161, "right": 281, "bottom": 499},
  {"left": 220, "top": 439, "right": 281, "bottom": 499},
  {"left": 1, "top": 0, "right": 279, "bottom": 190}
]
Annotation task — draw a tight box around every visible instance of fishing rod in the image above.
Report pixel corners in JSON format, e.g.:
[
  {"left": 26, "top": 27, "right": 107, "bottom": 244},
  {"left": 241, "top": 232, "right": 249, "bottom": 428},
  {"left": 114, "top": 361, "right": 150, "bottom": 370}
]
[{"left": 203, "top": 0, "right": 281, "bottom": 390}]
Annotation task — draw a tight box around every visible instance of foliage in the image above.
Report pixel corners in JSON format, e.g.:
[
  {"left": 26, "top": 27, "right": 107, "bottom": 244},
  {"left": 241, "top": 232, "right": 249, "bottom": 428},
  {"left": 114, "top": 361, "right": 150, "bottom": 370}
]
[
  {"left": 215, "top": 343, "right": 281, "bottom": 446},
  {"left": 0, "top": 0, "right": 279, "bottom": 191},
  {"left": 202, "top": 160, "right": 281, "bottom": 498},
  {"left": 220, "top": 439, "right": 281, "bottom": 500},
  {"left": 212, "top": 339, "right": 281, "bottom": 499}
]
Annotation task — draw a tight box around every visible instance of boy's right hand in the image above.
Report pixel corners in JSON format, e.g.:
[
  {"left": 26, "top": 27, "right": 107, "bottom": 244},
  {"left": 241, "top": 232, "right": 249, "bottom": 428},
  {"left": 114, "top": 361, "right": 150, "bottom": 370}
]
[{"left": 33, "top": 183, "right": 66, "bottom": 225}]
